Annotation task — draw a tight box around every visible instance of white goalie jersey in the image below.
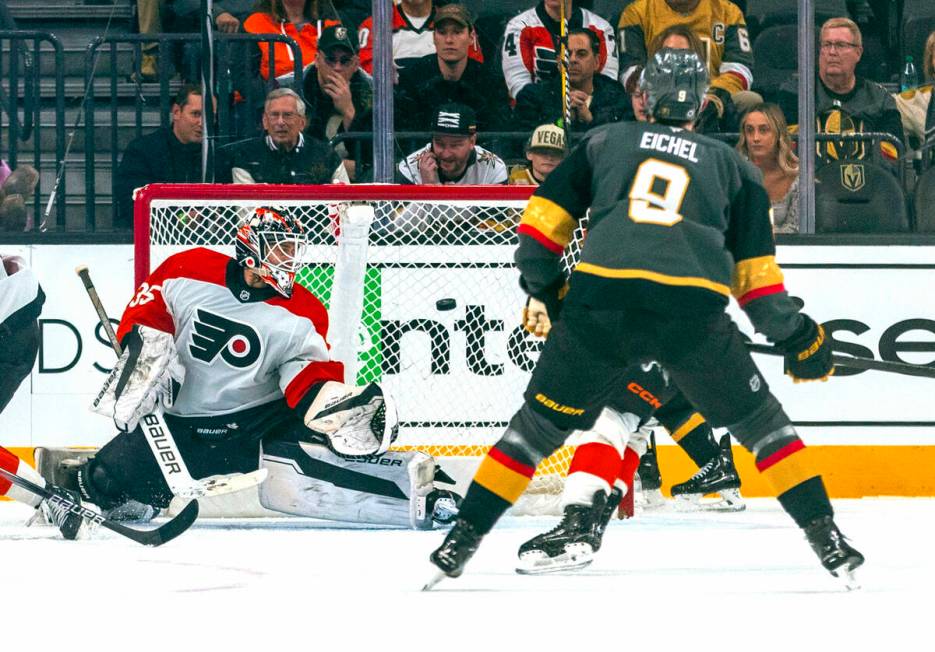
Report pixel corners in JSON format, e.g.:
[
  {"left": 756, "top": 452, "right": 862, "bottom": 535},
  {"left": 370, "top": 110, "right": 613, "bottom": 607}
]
[{"left": 116, "top": 247, "right": 345, "bottom": 418}]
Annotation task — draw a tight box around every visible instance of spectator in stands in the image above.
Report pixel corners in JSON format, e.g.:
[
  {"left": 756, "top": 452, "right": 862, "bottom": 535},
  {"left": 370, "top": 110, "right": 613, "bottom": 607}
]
[
  {"left": 780, "top": 17, "right": 904, "bottom": 164},
  {"left": 114, "top": 85, "right": 204, "bottom": 230},
  {"left": 394, "top": 4, "right": 509, "bottom": 133},
  {"left": 397, "top": 102, "right": 507, "bottom": 185},
  {"left": 387, "top": 104, "right": 507, "bottom": 238},
  {"left": 166, "top": 0, "right": 255, "bottom": 82},
  {"left": 302, "top": 23, "right": 373, "bottom": 166},
  {"left": 618, "top": 0, "right": 756, "bottom": 131},
  {"left": 893, "top": 30, "right": 935, "bottom": 153},
  {"left": 132, "top": 0, "right": 169, "bottom": 82},
  {"left": 218, "top": 88, "right": 347, "bottom": 184},
  {"left": 357, "top": 0, "right": 483, "bottom": 75},
  {"left": 509, "top": 124, "right": 567, "bottom": 185},
  {"left": 736, "top": 103, "right": 799, "bottom": 233},
  {"left": 0, "top": 162, "right": 39, "bottom": 232},
  {"left": 244, "top": 0, "right": 340, "bottom": 83},
  {"left": 502, "top": 0, "right": 618, "bottom": 102},
  {"left": 512, "top": 28, "right": 630, "bottom": 131}
]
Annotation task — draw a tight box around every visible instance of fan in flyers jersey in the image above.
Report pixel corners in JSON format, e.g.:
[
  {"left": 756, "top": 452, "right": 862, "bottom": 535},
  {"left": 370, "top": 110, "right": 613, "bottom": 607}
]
[{"left": 65, "top": 208, "right": 460, "bottom": 532}]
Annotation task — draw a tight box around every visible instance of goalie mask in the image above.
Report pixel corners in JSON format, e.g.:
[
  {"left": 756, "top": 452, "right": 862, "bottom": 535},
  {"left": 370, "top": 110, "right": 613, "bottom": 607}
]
[
  {"left": 642, "top": 47, "right": 709, "bottom": 124},
  {"left": 236, "top": 208, "right": 309, "bottom": 298}
]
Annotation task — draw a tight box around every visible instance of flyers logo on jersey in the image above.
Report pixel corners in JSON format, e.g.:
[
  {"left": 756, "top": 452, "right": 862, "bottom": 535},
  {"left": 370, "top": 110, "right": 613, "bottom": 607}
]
[{"left": 189, "top": 309, "right": 261, "bottom": 368}]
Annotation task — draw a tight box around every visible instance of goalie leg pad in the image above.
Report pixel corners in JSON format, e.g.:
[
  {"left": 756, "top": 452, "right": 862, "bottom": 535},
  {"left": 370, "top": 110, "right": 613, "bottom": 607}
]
[
  {"left": 259, "top": 439, "right": 440, "bottom": 529},
  {"left": 303, "top": 381, "right": 399, "bottom": 457}
]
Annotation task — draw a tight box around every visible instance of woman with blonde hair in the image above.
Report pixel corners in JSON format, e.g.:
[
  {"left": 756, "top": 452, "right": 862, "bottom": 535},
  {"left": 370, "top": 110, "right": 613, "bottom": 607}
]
[
  {"left": 244, "top": 0, "right": 340, "bottom": 82},
  {"left": 893, "top": 30, "right": 935, "bottom": 151},
  {"left": 736, "top": 103, "right": 799, "bottom": 233}
]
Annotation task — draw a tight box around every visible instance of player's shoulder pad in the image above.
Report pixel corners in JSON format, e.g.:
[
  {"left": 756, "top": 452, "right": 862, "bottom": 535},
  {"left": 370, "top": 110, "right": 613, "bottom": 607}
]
[
  {"left": 155, "top": 247, "right": 229, "bottom": 285},
  {"left": 267, "top": 284, "right": 330, "bottom": 334}
]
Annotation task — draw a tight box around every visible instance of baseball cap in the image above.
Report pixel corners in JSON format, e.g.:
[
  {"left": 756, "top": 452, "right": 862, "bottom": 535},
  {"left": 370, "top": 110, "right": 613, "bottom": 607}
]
[
  {"left": 434, "top": 4, "right": 473, "bottom": 28},
  {"left": 527, "top": 124, "right": 566, "bottom": 153},
  {"left": 318, "top": 24, "right": 359, "bottom": 54},
  {"left": 431, "top": 102, "right": 477, "bottom": 136}
]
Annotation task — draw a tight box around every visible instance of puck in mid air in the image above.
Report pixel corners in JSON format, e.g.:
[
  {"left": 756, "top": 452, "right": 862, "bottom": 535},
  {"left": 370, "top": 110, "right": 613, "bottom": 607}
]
[{"left": 436, "top": 298, "right": 457, "bottom": 311}]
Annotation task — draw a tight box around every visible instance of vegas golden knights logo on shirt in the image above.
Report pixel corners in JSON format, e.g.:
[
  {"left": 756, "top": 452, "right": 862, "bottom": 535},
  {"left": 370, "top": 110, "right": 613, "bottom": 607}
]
[{"left": 840, "top": 163, "right": 866, "bottom": 192}]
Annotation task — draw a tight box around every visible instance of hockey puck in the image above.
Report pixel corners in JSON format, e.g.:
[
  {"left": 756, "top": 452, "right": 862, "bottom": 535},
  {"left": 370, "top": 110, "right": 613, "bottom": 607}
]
[{"left": 435, "top": 298, "right": 457, "bottom": 311}]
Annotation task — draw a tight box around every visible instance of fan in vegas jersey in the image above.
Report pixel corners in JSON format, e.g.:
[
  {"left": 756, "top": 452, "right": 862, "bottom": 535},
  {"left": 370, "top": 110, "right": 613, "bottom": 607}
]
[
  {"left": 0, "top": 254, "right": 84, "bottom": 539},
  {"left": 56, "top": 209, "right": 458, "bottom": 531},
  {"left": 427, "top": 49, "right": 864, "bottom": 590},
  {"left": 501, "top": 0, "right": 618, "bottom": 102}
]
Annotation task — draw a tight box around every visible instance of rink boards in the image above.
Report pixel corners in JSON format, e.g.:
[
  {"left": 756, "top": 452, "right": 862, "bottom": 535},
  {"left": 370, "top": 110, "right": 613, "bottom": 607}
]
[{"left": 1, "top": 243, "right": 934, "bottom": 497}]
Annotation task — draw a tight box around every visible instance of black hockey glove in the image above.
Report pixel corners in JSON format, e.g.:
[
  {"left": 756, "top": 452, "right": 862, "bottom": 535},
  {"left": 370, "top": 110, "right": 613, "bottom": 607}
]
[{"left": 778, "top": 315, "right": 834, "bottom": 383}]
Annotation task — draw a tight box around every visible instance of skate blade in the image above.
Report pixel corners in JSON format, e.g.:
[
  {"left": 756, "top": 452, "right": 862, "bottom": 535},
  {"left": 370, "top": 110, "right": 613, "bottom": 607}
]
[
  {"left": 422, "top": 569, "right": 448, "bottom": 591},
  {"left": 673, "top": 490, "right": 745, "bottom": 512},
  {"left": 516, "top": 543, "right": 594, "bottom": 575},
  {"left": 831, "top": 560, "right": 863, "bottom": 591},
  {"left": 638, "top": 489, "right": 667, "bottom": 511}
]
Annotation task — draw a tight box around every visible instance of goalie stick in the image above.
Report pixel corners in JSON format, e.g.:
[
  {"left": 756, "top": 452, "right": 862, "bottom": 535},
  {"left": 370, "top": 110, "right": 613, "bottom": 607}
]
[
  {"left": 0, "top": 466, "right": 198, "bottom": 546},
  {"left": 746, "top": 342, "right": 935, "bottom": 379},
  {"left": 75, "top": 265, "right": 268, "bottom": 499}
]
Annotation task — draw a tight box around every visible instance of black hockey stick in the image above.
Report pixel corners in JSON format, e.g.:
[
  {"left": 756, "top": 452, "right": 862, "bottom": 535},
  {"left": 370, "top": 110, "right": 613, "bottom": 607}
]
[
  {"left": 746, "top": 342, "right": 935, "bottom": 379},
  {"left": 0, "top": 466, "right": 198, "bottom": 546}
]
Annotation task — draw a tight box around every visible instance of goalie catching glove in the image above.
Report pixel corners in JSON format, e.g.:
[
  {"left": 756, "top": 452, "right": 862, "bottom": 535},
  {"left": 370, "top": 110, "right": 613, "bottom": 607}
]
[
  {"left": 304, "top": 381, "right": 399, "bottom": 457},
  {"left": 779, "top": 315, "right": 834, "bottom": 383},
  {"left": 91, "top": 325, "right": 185, "bottom": 431}
]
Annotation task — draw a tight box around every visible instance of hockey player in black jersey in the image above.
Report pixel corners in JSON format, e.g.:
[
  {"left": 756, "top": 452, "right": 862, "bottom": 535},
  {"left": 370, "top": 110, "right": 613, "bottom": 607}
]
[{"left": 427, "top": 48, "right": 863, "bottom": 589}]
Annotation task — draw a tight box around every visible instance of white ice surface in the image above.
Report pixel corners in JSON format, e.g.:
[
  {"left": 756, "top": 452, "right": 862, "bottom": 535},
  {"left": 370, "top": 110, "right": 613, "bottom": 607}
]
[{"left": 0, "top": 498, "right": 930, "bottom": 651}]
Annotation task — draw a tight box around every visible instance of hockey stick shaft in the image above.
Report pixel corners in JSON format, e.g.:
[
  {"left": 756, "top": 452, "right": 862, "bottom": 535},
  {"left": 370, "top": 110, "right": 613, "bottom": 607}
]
[
  {"left": 746, "top": 342, "right": 935, "bottom": 379},
  {"left": 75, "top": 265, "right": 121, "bottom": 356},
  {"left": 558, "top": 0, "right": 571, "bottom": 138},
  {"left": 0, "top": 466, "right": 199, "bottom": 546}
]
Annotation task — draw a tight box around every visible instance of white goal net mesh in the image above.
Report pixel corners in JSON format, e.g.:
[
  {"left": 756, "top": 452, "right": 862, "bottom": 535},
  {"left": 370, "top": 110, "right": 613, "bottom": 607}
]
[{"left": 140, "top": 184, "right": 588, "bottom": 506}]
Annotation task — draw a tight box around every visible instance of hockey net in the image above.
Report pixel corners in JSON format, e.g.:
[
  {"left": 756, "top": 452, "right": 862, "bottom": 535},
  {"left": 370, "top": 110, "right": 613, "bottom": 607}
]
[{"left": 135, "top": 184, "right": 588, "bottom": 512}]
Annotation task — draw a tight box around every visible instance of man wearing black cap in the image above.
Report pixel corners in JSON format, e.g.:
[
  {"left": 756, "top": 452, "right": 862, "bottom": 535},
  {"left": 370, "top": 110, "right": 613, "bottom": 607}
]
[
  {"left": 302, "top": 24, "right": 374, "bottom": 147},
  {"left": 397, "top": 102, "right": 507, "bottom": 185},
  {"left": 394, "top": 4, "right": 510, "bottom": 133}
]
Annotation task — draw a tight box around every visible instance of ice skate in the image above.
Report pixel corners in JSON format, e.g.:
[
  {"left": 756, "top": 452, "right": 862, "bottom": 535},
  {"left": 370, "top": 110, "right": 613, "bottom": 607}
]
[
  {"left": 670, "top": 435, "right": 745, "bottom": 512},
  {"left": 636, "top": 436, "right": 666, "bottom": 510},
  {"left": 424, "top": 519, "right": 483, "bottom": 589},
  {"left": 516, "top": 491, "right": 608, "bottom": 575},
  {"left": 804, "top": 516, "right": 865, "bottom": 590}
]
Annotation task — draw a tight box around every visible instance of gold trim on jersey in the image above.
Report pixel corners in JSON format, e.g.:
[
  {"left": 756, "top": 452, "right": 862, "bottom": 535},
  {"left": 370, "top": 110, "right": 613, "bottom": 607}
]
[
  {"left": 520, "top": 195, "right": 578, "bottom": 249},
  {"left": 732, "top": 255, "right": 784, "bottom": 299},
  {"left": 575, "top": 263, "right": 731, "bottom": 296}
]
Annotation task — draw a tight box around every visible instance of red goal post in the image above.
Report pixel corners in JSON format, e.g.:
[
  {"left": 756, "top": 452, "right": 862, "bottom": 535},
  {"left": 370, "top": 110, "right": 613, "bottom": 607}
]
[{"left": 134, "top": 183, "right": 585, "bottom": 510}]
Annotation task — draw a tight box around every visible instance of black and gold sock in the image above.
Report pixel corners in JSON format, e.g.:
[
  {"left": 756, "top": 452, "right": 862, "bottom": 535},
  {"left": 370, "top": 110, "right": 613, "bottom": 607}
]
[
  {"left": 459, "top": 443, "right": 537, "bottom": 535},
  {"left": 756, "top": 439, "right": 833, "bottom": 528},
  {"left": 669, "top": 412, "right": 720, "bottom": 468}
]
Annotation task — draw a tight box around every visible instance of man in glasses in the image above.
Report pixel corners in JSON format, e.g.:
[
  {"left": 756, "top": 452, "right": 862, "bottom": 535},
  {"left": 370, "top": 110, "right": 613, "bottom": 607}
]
[
  {"left": 780, "top": 17, "right": 903, "bottom": 164},
  {"left": 302, "top": 24, "right": 374, "bottom": 155},
  {"left": 218, "top": 88, "right": 347, "bottom": 184}
]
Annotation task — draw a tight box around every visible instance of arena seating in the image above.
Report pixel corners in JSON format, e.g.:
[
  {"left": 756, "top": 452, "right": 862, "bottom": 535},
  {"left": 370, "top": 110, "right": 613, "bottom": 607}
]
[{"left": 815, "top": 161, "right": 910, "bottom": 232}]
